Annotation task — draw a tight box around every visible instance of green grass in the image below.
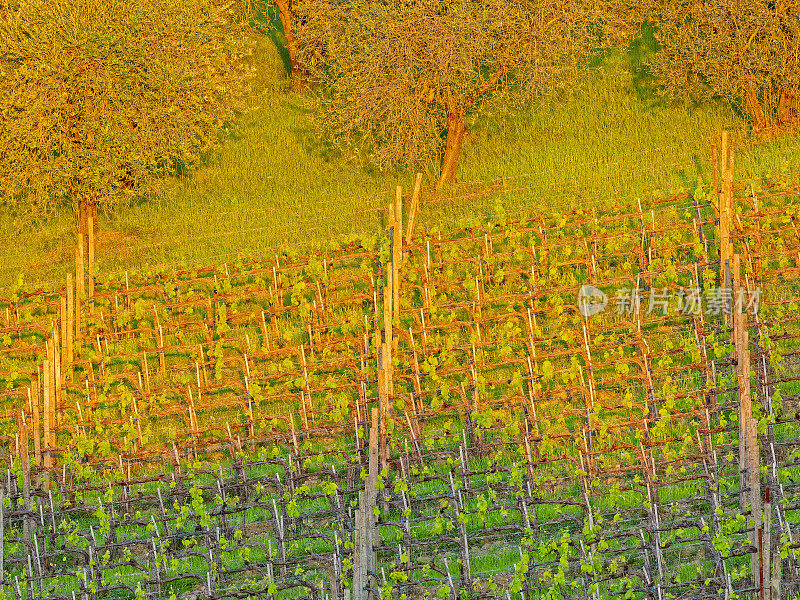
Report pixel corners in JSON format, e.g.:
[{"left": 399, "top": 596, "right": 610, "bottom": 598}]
[{"left": 2, "top": 35, "right": 800, "bottom": 292}]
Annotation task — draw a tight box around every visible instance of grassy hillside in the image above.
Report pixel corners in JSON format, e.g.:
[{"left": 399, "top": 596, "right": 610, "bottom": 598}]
[{"left": 1, "top": 31, "right": 799, "bottom": 291}]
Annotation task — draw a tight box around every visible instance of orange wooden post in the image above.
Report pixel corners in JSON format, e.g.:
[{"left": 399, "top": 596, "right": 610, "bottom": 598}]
[
  {"left": 66, "top": 274, "right": 74, "bottom": 379},
  {"left": 88, "top": 216, "right": 95, "bottom": 315},
  {"left": 405, "top": 173, "right": 423, "bottom": 247},
  {"left": 29, "top": 384, "right": 41, "bottom": 466},
  {"left": 43, "top": 340, "right": 52, "bottom": 473}
]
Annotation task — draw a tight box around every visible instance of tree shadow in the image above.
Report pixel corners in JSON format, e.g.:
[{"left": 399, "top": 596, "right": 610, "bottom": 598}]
[
  {"left": 285, "top": 98, "right": 334, "bottom": 160},
  {"left": 625, "top": 21, "right": 664, "bottom": 107},
  {"left": 251, "top": 0, "right": 292, "bottom": 76},
  {"left": 675, "top": 152, "right": 709, "bottom": 193}
]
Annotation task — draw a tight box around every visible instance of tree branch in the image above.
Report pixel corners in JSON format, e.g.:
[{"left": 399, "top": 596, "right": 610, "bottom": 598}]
[{"left": 462, "top": 63, "right": 508, "bottom": 112}]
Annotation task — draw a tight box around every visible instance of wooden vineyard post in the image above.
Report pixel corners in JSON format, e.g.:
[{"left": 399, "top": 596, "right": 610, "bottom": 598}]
[
  {"left": 393, "top": 187, "right": 402, "bottom": 356},
  {"left": 717, "top": 132, "right": 736, "bottom": 321},
  {"left": 353, "top": 408, "right": 379, "bottom": 600},
  {"left": 726, "top": 146, "right": 736, "bottom": 318},
  {"left": 75, "top": 235, "right": 85, "bottom": 355},
  {"left": 718, "top": 134, "right": 728, "bottom": 310},
  {"left": 60, "top": 294, "right": 68, "bottom": 382},
  {"left": 639, "top": 442, "right": 665, "bottom": 599},
  {"left": 728, "top": 146, "right": 736, "bottom": 301},
  {"left": 50, "top": 333, "right": 58, "bottom": 471},
  {"left": 750, "top": 186, "right": 764, "bottom": 287},
  {"left": 17, "top": 411, "right": 32, "bottom": 543},
  {"left": 158, "top": 325, "right": 165, "bottom": 375},
  {"left": 736, "top": 253, "right": 747, "bottom": 506},
  {"left": 299, "top": 345, "right": 314, "bottom": 426},
  {"left": 368, "top": 407, "right": 379, "bottom": 596},
  {"left": 142, "top": 351, "right": 151, "bottom": 395},
  {"left": 88, "top": 215, "right": 95, "bottom": 315},
  {"left": 409, "top": 329, "right": 424, "bottom": 421},
  {"left": 378, "top": 346, "right": 388, "bottom": 474},
  {"left": 53, "top": 324, "right": 60, "bottom": 417},
  {"left": 635, "top": 313, "right": 658, "bottom": 425},
  {"left": 636, "top": 198, "right": 648, "bottom": 273},
  {"left": 76, "top": 233, "right": 85, "bottom": 302},
  {"left": 711, "top": 140, "right": 719, "bottom": 218},
  {"left": 525, "top": 306, "right": 541, "bottom": 437},
  {"left": 763, "top": 487, "right": 772, "bottom": 600},
  {"left": 43, "top": 339, "right": 52, "bottom": 475},
  {"left": 733, "top": 254, "right": 761, "bottom": 587},
  {"left": 387, "top": 200, "right": 399, "bottom": 363},
  {"left": 260, "top": 310, "right": 270, "bottom": 351},
  {"left": 405, "top": 174, "right": 423, "bottom": 249},
  {"left": 29, "top": 386, "right": 41, "bottom": 466},
  {"left": 66, "top": 274, "right": 74, "bottom": 380},
  {"left": 382, "top": 250, "right": 393, "bottom": 398},
  {"left": 719, "top": 129, "right": 727, "bottom": 202}
]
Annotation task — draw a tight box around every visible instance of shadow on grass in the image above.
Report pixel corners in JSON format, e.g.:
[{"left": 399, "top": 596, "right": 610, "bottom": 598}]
[
  {"left": 626, "top": 21, "right": 662, "bottom": 107},
  {"left": 251, "top": 0, "right": 291, "bottom": 77}
]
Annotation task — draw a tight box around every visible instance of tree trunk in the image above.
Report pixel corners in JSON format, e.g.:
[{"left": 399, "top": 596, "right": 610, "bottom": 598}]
[
  {"left": 778, "top": 87, "right": 797, "bottom": 127},
  {"left": 275, "top": 0, "right": 306, "bottom": 90},
  {"left": 78, "top": 199, "right": 98, "bottom": 237},
  {"left": 436, "top": 111, "right": 466, "bottom": 189},
  {"left": 744, "top": 84, "right": 769, "bottom": 132}
]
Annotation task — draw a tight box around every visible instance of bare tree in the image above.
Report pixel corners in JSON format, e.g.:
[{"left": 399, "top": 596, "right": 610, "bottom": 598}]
[
  {"left": 592, "top": 0, "right": 657, "bottom": 50},
  {"left": 294, "top": 0, "right": 595, "bottom": 188},
  {"left": 651, "top": 0, "right": 799, "bottom": 133}
]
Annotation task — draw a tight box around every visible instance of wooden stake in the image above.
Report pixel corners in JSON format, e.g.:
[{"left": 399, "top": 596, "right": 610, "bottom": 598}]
[
  {"left": 66, "top": 274, "right": 74, "bottom": 378},
  {"left": 711, "top": 142, "right": 719, "bottom": 213},
  {"left": 636, "top": 198, "right": 647, "bottom": 272},
  {"left": 50, "top": 334, "right": 57, "bottom": 458},
  {"left": 300, "top": 345, "right": 314, "bottom": 424},
  {"left": 60, "top": 295, "right": 68, "bottom": 380},
  {"left": 43, "top": 340, "right": 52, "bottom": 472},
  {"left": 158, "top": 325, "right": 165, "bottom": 374},
  {"left": 720, "top": 130, "right": 728, "bottom": 196},
  {"left": 763, "top": 487, "right": 771, "bottom": 600},
  {"left": 378, "top": 346, "right": 388, "bottom": 473},
  {"left": 369, "top": 403, "right": 379, "bottom": 499},
  {"left": 299, "top": 390, "right": 309, "bottom": 430},
  {"left": 29, "top": 386, "right": 41, "bottom": 466},
  {"left": 405, "top": 173, "right": 423, "bottom": 247},
  {"left": 354, "top": 409, "right": 379, "bottom": 600},
  {"left": 17, "top": 411, "right": 31, "bottom": 540},
  {"left": 53, "top": 343, "right": 62, "bottom": 464},
  {"left": 393, "top": 192, "right": 403, "bottom": 328},
  {"left": 142, "top": 351, "right": 150, "bottom": 395},
  {"left": 172, "top": 441, "right": 181, "bottom": 472},
  {"left": 247, "top": 395, "right": 254, "bottom": 448},
  {"left": 289, "top": 414, "right": 299, "bottom": 453},
  {"left": 395, "top": 185, "right": 403, "bottom": 261},
  {"left": 734, "top": 254, "right": 760, "bottom": 585},
  {"left": 88, "top": 216, "right": 95, "bottom": 315},
  {"left": 76, "top": 234, "right": 85, "bottom": 300},
  {"left": 383, "top": 278, "right": 393, "bottom": 395},
  {"left": 132, "top": 397, "right": 143, "bottom": 447},
  {"left": 261, "top": 310, "right": 270, "bottom": 351}
]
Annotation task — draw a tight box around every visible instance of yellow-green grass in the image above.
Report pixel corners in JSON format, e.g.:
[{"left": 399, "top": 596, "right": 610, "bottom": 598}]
[{"left": 1, "top": 35, "right": 799, "bottom": 291}]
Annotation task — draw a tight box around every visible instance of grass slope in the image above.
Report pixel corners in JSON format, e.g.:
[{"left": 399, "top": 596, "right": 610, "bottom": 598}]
[{"left": 1, "top": 33, "right": 799, "bottom": 290}]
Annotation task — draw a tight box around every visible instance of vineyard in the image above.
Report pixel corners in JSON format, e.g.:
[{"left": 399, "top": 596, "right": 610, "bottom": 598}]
[{"left": 1, "top": 137, "right": 800, "bottom": 600}]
